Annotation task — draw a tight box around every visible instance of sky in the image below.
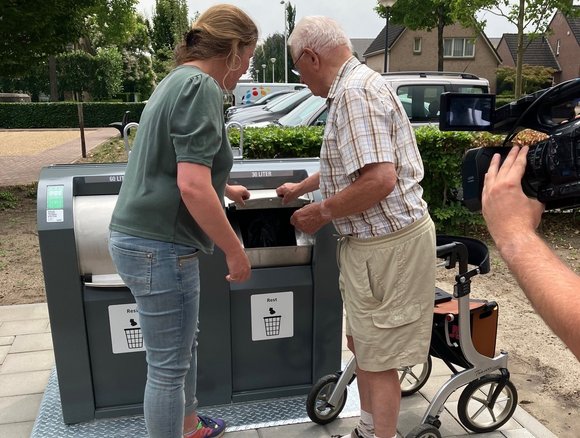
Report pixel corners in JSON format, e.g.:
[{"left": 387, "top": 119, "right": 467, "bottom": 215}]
[{"left": 136, "top": 0, "right": 522, "bottom": 40}]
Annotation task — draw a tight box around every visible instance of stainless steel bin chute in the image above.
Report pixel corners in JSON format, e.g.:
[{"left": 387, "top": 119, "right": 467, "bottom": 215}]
[{"left": 227, "top": 190, "right": 314, "bottom": 268}]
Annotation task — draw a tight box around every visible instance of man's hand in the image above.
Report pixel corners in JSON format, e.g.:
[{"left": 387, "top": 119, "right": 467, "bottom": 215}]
[
  {"left": 276, "top": 182, "right": 301, "bottom": 205},
  {"left": 482, "top": 146, "right": 545, "bottom": 246},
  {"left": 290, "top": 202, "right": 331, "bottom": 235}
]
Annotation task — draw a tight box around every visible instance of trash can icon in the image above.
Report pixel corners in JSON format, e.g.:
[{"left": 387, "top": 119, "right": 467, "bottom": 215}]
[
  {"left": 124, "top": 327, "right": 143, "bottom": 349},
  {"left": 263, "top": 315, "right": 282, "bottom": 336}
]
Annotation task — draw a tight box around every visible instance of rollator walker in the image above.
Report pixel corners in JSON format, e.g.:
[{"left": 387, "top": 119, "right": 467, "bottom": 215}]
[{"left": 306, "top": 235, "right": 518, "bottom": 438}]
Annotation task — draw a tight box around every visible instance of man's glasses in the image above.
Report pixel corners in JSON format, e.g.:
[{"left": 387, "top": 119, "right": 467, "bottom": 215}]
[{"left": 290, "top": 50, "right": 306, "bottom": 76}]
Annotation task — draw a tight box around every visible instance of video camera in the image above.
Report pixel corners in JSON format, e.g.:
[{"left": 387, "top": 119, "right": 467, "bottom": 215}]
[{"left": 439, "top": 78, "right": 580, "bottom": 212}]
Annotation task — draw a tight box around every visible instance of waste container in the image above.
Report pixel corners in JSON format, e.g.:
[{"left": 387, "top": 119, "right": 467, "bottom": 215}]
[{"left": 37, "top": 158, "right": 342, "bottom": 424}]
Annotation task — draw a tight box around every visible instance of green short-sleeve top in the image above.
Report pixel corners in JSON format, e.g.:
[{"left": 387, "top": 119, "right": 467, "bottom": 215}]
[{"left": 110, "top": 65, "right": 233, "bottom": 253}]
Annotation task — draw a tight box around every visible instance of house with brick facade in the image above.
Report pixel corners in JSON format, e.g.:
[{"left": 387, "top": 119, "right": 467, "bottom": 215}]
[
  {"left": 495, "top": 7, "right": 579, "bottom": 85},
  {"left": 363, "top": 23, "right": 501, "bottom": 92},
  {"left": 495, "top": 33, "right": 560, "bottom": 75},
  {"left": 546, "top": 6, "right": 580, "bottom": 83}
]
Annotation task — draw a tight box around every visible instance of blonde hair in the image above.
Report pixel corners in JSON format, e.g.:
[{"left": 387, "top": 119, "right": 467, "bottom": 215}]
[
  {"left": 288, "top": 16, "right": 352, "bottom": 58},
  {"left": 174, "top": 4, "right": 258, "bottom": 71}
]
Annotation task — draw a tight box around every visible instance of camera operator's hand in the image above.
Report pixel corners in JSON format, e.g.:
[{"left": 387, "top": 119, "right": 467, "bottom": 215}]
[
  {"left": 482, "top": 146, "right": 545, "bottom": 253},
  {"left": 482, "top": 145, "right": 580, "bottom": 361}
]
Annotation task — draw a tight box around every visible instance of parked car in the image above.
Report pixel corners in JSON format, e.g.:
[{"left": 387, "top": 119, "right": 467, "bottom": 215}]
[
  {"left": 248, "top": 95, "right": 327, "bottom": 128},
  {"left": 226, "top": 88, "right": 312, "bottom": 126},
  {"left": 227, "top": 82, "right": 307, "bottom": 106},
  {"left": 277, "top": 95, "right": 328, "bottom": 127},
  {"left": 249, "top": 72, "right": 489, "bottom": 129},
  {"left": 225, "top": 90, "right": 294, "bottom": 120},
  {"left": 382, "top": 71, "right": 490, "bottom": 127}
]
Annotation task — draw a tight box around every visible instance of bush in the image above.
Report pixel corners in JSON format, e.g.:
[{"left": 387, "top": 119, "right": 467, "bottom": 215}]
[
  {"left": 414, "top": 127, "right": 483, "bottom": 232},
  {"left": 0, "top": 102, "right": 145, "bottom": 128},
  {"left": 228, "top": 126, "right": 324, "bottom": 159}
]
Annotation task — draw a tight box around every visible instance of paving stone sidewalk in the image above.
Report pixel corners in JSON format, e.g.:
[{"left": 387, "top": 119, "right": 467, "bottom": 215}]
[{"left": 0, "top": 128, "right": 119, "bottom": 187}]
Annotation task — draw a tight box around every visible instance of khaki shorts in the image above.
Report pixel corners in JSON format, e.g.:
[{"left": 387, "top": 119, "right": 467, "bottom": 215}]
[{"left": 339, "top": 213, "right": 436, "bottom": 372}]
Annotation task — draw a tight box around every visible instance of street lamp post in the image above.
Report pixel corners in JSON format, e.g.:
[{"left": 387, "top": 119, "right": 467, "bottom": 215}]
[
  {"left": 270, "top": 57, "right": 276, "bottom": 83},
  {"left": 280, "top": 1, "right": 288, "bottom": 83},
  {"left": 379, "top": 0, "right": 397, "bottom": 73},
  {"left": 261, "top": 63, "right": 266, "bottom": 82}
]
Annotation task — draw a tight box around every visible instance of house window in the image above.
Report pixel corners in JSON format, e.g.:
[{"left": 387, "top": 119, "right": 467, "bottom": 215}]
[
  {"left": 556, "top": 39, "right": 560, "bottom": 56},
  {"left": 413, "top": 37, "right": 422, "bottom": 54},
  {"left": 443, "top": 38, "right": 475, "bottom": 58}
]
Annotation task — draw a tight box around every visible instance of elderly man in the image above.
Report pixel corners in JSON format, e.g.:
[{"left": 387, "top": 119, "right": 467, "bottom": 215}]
[{"left": 276, "top": 16, "right": 436, "bottom": 438}]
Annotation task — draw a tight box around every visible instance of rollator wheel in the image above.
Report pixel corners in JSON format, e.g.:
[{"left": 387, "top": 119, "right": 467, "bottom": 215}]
[
  {"left": 399, "top": 356, "right": 432, "bottom": 396},
  {"left": 405, "top": 423, "right": 442, "bottom": 438},
  {"left": 306, "top": 373, "right": 347, "bottom": 425},
  {"left": 457, "top": 374, "right": 518, "bottom": 433}
]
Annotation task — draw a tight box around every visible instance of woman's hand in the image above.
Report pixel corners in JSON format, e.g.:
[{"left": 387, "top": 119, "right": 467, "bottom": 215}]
[{"left": 225, "top": 184, "right": 250, "bottom": 206}]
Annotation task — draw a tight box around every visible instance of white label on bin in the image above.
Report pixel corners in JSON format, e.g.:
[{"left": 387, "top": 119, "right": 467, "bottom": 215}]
[
  {"left": 46, "top": 209, "right": 64, "bottom": 223},
  {"left": 108, "top": 304, "right": 145, "bottom": 354},
  {"left": 46, "top": 185, "right": 64, "bottom": 223},
  {"left": 250, "top": 291, "right": 293, "bottom": 341}
]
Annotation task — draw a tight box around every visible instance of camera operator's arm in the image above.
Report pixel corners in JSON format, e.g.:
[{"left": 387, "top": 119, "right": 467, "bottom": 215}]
[{"left": 482, "top": 146, "right": 580, "bottom": 361}]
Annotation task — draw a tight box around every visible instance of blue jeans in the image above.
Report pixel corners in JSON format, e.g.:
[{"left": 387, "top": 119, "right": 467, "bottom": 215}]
[{"left": 109, "top": 231, "right": 200, "bottom": 438}]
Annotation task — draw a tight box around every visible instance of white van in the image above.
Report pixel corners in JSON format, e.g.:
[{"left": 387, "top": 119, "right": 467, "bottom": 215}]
[{"left": 227, "top": 82, "right": 307, "bottom": 106}]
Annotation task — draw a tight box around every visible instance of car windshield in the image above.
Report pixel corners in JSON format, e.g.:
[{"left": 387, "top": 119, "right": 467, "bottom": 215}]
[
  {"left": 278, "top": 96, "right": 326, "bottom": 126},
  {"left": 264, "top": 88, "right": 311, "bottom": 112},
  {"left": 253, "top": 91, "right": 290, "bottom": 105}
]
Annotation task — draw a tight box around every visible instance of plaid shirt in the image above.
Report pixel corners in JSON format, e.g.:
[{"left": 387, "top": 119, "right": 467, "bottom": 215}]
[{"left": 320, "top": 57, "right": 428, "bottom": 237}]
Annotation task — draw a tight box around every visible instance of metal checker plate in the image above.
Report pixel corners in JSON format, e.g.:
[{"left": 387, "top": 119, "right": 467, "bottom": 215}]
[{"left": 32, "top": 367, "right": 360, "bottom": 437}]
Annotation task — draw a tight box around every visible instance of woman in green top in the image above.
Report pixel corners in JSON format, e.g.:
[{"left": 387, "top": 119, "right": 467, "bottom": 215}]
[{"left": 108, "top": 5, "right": 257, "bottom": 438}]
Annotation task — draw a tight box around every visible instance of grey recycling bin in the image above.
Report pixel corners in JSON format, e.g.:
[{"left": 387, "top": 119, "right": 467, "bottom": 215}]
[{"left": 37, "top": 158, "right": 342, "bottom": 424}]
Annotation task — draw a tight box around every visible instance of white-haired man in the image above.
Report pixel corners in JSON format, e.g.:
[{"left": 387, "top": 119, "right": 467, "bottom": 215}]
[{"left": 276, "top": 16, "right": 436, "bottom": 438}]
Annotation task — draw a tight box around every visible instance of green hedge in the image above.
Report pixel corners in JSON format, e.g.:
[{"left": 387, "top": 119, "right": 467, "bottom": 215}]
[
  {"left": 496, "top": 96, "right": 515, "bottom": 107},
  {"left": 229, "top": 126, "right": 505, "bottom": 232},
  {"left": 0, "top": 102, "right": 145, "bottom": 128},
  {"left": 228, "top": 126, "right": 324, "bottom": 159}
]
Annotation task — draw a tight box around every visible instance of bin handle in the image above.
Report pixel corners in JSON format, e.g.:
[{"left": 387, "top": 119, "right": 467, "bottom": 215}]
[
  {"left": 225, "top": 121, "right": 244, "bottom": 159},
  {"left": 123, "top": 122, "right": 139, "bottom": 154}
]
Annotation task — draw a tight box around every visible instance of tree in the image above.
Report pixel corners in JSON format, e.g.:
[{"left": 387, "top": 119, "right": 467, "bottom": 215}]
[
  {"left": 284, "top": 2, "right": 297, "bottom": 81},
  {"left": 83, "top": 0, "right": 141, "bottom": 52},
  {"left": 151, "top": 0, "right": 189, "bottom": 52},
  {"left": 250, "top": 2, "right": 297, "bottom": 84},
  {"left": 496, "top": 65, "right": 556, "bottom": 95},
  {"left": 56, "top": 51, "right": 95, "bottom": 100},
  {"left": 56, "top": 49, "right": 123, "bottom": 101},
  {"left": 150, "top": 0, "right": 190, "bottom": 81},
  {"left": 0, "top": 61, "right": 50, "bottom": 102},
  {"left": 93, "top": 48, "right": 124, "bottom": 100},
  {"left": 251, "top": 34, "right": 290, "bottom": 83},
  {"left": 377, "top": 0, "right": 455, "bottom": 72},
  {"left": 0, "top": 0, "right": 98, "bottom": 77},
  {"left": 122, "top": 50, "right": 156, "bottom": 100},
  {"left": 121, "top": 16, "right": 156, "bottom": 101},
  {"left": 452, "top": 0, "right": 578, "bottom": 97}
]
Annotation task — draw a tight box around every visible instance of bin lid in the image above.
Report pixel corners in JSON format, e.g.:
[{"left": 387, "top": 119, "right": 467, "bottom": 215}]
[{"left": 227, "top": 189, "right": 312, "bottom": 210}]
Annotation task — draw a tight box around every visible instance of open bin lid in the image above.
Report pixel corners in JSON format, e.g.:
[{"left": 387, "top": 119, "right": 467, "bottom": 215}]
[{"left": 227, "top": 189, "right": 312, "bottom": 210}]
